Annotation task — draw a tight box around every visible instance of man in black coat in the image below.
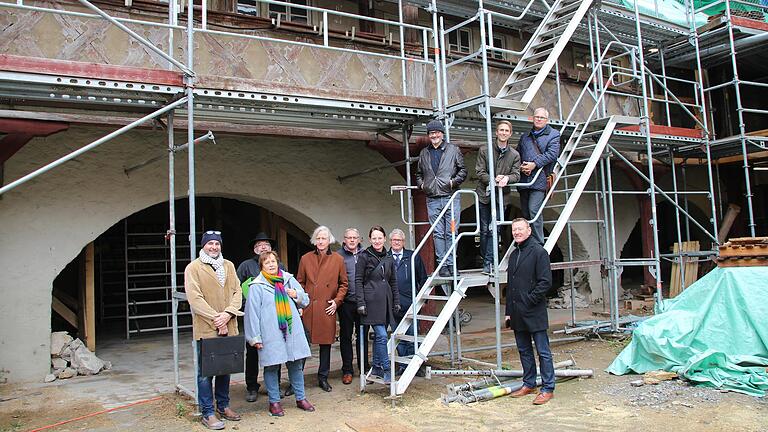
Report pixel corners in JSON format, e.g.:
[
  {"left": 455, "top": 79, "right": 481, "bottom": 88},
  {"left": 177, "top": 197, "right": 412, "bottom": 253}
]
[{"left": 505, "top": 218, "right": 555, "bottom": 405}]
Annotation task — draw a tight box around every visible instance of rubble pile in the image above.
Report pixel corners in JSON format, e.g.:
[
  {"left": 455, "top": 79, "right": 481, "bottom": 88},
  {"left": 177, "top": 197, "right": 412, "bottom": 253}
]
[{"left": 45, "top": 331, "right": 111, "bottom": 383}]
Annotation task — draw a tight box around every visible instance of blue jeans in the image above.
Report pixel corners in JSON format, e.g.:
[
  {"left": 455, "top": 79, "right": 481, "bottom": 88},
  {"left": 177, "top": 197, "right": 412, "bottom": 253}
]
[
  {"left": 519, "top": 189, "right": 546, "bottom": 245},
  {"left": 426, "top": 195, "right": 461, "bottom": 269},
  {"left": 370, "top": 324, "right": 390, "bottom": 372},
  {"left": 514, "top": 329, "right": 555, "bottom": 393},
  {"left": 197, "top": 373, "right": 230, "bottom": 418},
  {"left": 479, "top": 199, "right": 504, "bottom": 267},
  {"left": 264, "top": 360, "right": 306, "bottom": 404}
]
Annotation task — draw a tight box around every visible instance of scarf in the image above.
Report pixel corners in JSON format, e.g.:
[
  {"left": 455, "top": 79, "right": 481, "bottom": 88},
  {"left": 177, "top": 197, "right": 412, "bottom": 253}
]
[
  {"left": 367, "top": 245, "right": 388, "bottom": 259},
  {"left": 261, "top": 270, "right": 292, "bottom": 340},
  {"left": 199, "top": 249, "right": 226, "bottom": 286}
]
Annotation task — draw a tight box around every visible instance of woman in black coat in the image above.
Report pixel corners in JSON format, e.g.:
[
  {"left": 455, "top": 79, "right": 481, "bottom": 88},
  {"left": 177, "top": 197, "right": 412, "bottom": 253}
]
[{"left": 355, "top": 226, "right": 399, "bottom": 383}]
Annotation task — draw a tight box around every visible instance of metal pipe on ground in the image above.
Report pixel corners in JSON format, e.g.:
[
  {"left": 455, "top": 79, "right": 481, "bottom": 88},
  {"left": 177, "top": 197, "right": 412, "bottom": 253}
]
[
  {"left": 429, "top": 368, "right": 593, "bottom": 378},
  {"left": 430, "top": 336, "right": 585, "bottom": 357},
  {"left": 445, "top": 359, "right": 575, "bottom": 394},
  {"left": 454, "top": 378, "right": 543, "bottom": 404}
]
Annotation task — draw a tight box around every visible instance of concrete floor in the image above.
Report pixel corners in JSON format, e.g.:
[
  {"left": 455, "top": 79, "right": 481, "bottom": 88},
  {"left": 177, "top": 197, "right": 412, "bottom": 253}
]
[{"left": 38, "top": 292, "right": 599, "bottom": 409}]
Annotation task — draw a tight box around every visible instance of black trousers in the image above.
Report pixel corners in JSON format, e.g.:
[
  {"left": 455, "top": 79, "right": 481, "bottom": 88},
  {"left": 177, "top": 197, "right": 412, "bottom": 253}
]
[
  {"left": 245, "top": 342, "right": 280, "bottom": 391},
  {"left": 318, "top": 344, "right": 331, "bottom": 379},
  {"left": 338, "top": 301, "right": 369, "bottom": 374}
]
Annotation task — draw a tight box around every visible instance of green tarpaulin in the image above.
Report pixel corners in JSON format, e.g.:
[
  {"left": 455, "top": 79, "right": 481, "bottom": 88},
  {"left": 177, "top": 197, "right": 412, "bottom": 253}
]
[{"left": 607, "top": 266, "right": 768, "bottom": 396}]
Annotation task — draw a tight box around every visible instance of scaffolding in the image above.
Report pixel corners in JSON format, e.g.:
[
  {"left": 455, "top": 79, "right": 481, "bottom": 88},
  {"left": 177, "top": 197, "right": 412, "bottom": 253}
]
[{"left": 0, "top": 0, "right": 765, "bottom": 401}]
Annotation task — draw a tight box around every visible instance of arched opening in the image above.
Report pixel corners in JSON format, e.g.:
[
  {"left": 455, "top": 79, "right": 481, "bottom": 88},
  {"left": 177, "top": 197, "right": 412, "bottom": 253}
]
[{"left": 50, "top": 197, "right": 313, "bottom": 347}]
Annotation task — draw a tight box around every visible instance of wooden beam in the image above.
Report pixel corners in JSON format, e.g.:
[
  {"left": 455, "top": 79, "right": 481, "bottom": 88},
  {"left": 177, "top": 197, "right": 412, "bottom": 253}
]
[
  {"left": 52, "top": 296, "right": 78, "bottom": 329},
  {"left": 278, "top": 227, "right": 288, "bottom": 268},
  {"left": 83, "top": 243, "right": 96, "bottom": 352}
]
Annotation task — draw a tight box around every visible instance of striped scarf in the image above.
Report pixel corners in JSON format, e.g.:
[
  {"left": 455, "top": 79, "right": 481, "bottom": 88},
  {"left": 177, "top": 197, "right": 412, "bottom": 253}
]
[{"left": 261, "top": 270, "right": 292, "bottom": 340}]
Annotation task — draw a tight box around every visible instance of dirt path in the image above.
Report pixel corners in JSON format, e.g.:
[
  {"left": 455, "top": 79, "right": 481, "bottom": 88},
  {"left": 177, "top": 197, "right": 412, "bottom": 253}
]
[{"left": 1, "top": 340, "right": 766, "bottom": 432}]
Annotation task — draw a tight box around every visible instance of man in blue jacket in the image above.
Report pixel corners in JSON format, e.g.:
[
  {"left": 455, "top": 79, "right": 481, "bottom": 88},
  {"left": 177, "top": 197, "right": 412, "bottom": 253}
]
[
  {"left": 505, "top": 218, "right": 555, "bottom": 405},
  {"left": 388, "top": 229, "right": 428, "bottom": 376},
  {"left": 517, "top": 108, "right": 560, "bottom": 245}
]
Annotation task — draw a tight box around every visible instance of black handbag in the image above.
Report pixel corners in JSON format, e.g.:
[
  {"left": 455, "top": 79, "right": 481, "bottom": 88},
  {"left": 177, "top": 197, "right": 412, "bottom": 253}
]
[{"left": 197, "top": 334, "right": 245, "bottom": 377}]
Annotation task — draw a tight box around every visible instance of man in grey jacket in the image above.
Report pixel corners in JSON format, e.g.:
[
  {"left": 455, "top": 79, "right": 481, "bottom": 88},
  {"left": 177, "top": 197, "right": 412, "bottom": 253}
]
[
  {"left": 476, "top": 120, "right": 521, "bottom": 274},
  {"left": 416, "top": 119, "right": 467, "bottom": 277}
]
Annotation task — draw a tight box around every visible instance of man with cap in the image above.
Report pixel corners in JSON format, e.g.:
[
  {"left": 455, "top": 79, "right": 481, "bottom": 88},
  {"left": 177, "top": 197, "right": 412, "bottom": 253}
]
[
  {"left": 237, "top": 232, "right": 288, "bottom": 402},
  {"left": 415, "top": 119, "right": 467, "bottom": 277},
  {"left": 185, "top": 230, "right": 243, "bottom": 430}
]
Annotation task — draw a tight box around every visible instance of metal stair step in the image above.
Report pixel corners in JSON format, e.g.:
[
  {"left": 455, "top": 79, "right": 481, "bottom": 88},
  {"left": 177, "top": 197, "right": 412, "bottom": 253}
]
[
  {"left": 394, "top": 355, "right": 414, "bottom": 364},
  {"left": 549, "top": 11, "right": 577, "bottom": 27},
  {"left": 540, "top": 22, "right": 570, "bottom": 38},
  {"left": 516, "top": 61, "right": 547, "bottom": 76},
  {"left": 529, "top": 38, "right": 556, "bottom": 51},
  {"left": 405, "top": 313, "right": 439, "bottom": 321},
  {"left": 421, "top": 294, "right": 451, "bottom": 301},
  {"left": 523, "top": 47, "right": 555, "bottom": 63},
  {"left": 395, "top": 334, "right": 426, "bottom": 342},
  {"left": 554, "top": 1, "right": 582, "bottom": 18}
]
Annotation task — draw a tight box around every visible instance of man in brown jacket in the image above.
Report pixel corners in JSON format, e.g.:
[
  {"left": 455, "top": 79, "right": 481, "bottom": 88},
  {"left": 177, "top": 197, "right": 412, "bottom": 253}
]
[
  {"left": 185, "top": 230, "right": 244, "bottom": 430},
  {"left": 297, "top": 225, "right": 349, "bottom": 392}
]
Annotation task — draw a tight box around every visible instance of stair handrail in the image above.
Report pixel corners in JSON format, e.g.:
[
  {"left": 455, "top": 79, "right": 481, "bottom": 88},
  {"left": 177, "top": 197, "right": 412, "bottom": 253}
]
[{"left": 387, "top": 188, "right": 480, "bottom": 355}]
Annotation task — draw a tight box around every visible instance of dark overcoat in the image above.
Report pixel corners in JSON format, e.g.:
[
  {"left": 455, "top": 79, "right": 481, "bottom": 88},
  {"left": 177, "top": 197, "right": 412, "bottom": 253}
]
[
  {"left": 505, "top": 238, "right": 552, "bottom": 332},
  {"left": 355, "top": 247, "right": 399, "bottom": 326},
  {"left": 297, "top": 249, "right": 348, "bottom": 345},
  {"left": 389, "top": 248, "right": 428, "bottom": 313}
]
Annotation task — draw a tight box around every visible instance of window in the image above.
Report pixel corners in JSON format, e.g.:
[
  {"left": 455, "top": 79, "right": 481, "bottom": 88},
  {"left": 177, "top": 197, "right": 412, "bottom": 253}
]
[
  {"left": 237, "top": 0, "right": 259, "bottom": 16},
  {"left": 448, "top": 28, "right": 471, "bottom": 54},
  {"left": 487, "top": 34, "right": 506, "bottom": 60},
  {"left": 269, "top": 0, "right": 310, "bottom": 25}
]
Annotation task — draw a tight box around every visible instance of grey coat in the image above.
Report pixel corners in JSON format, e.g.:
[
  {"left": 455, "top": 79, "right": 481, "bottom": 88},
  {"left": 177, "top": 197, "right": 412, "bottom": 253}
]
[
  {"left": 244, "top": 271, "right": 311, "bottom": 367},
  {"left": 415, "top": 140, "right": 468, "bottom": 198}
]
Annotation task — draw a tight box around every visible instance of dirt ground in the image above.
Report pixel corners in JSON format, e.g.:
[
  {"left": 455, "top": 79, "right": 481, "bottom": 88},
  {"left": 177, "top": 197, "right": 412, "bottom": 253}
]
[{"left": 1, "top": 337, "right": 766, "bottom": 432}]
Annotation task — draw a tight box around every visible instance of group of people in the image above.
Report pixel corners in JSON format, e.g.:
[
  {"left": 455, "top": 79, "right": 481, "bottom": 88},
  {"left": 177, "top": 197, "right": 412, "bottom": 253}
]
[
  {"left": 185, "top": 225, "right": 427, "bottom": 429},
  {"left": 183, "top": 108, "right": 561, "bottom": 429},
  {"left": 417, "top": 107, "right": 560, "bottom": 275}
]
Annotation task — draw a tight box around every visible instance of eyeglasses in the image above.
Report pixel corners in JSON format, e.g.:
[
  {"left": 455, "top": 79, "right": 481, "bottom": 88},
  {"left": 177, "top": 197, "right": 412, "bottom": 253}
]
[
  {"left": 205, "top": 230, "right": 221, "bottom": 235},
  {"left": 344, "top": 236, "right": 360, "bottom": 239},
  {"left": 390, "top": 238, "right": 404, "bottom": 242},
  {"left": 533, "top": 116, "right": 548, "bottom": 120}
]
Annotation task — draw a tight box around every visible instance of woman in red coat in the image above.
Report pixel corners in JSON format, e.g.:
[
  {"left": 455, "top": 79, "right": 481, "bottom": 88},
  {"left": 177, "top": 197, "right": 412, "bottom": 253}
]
[{"left": 297, "top": 225, "right": 349, "bottom": 392}]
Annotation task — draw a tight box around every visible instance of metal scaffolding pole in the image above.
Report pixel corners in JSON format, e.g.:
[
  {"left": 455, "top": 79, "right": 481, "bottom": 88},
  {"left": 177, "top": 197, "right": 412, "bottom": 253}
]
[
  {"left": 723, "top": 0, "right": 756, "bottom": 236},
  {"left": 632, "top": 0, "right": 663, "bottom": 302}
]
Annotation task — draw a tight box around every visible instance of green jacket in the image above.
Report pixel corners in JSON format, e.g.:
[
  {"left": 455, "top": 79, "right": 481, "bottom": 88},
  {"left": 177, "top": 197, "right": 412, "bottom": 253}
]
[{"left": 475, "top": 143, "right": 521, "bottom": 205}]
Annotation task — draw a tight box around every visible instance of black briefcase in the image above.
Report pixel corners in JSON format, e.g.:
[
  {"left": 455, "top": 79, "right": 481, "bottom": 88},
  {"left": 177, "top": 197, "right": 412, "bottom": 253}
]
[{"left": 197, "top": 334, "right": 245, "bottom": 377}]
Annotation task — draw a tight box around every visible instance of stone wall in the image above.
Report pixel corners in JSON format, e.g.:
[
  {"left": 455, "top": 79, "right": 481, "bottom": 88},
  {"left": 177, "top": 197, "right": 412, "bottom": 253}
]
[{"left": 0, "top": 126, "right": 408, "bottom": 382}]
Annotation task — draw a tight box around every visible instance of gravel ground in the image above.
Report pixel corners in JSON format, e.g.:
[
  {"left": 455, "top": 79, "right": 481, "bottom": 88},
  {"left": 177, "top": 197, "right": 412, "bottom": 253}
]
[{"left": 602, "top": 378, "right": 725, "bottom": 408}]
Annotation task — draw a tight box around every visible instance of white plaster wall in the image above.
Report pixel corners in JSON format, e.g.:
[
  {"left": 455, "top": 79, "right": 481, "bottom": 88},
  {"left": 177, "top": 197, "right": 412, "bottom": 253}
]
[{"left": 0, "top": 126, "right": 407, "bottom": 383}]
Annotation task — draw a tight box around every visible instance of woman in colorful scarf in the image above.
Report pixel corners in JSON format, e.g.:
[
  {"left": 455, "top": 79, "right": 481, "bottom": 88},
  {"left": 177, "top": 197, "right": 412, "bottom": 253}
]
[{"left": 244, "top": 251, "right": 315, "bottom": 417}]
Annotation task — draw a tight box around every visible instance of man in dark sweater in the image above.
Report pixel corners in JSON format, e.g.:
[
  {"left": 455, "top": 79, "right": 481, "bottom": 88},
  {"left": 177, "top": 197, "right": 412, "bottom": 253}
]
[{"left": 336, "top": 227, "right": 367, "bottom": 384}]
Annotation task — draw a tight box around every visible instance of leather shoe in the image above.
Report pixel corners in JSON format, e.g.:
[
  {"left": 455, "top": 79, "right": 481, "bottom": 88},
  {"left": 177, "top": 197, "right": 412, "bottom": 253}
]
[
  {"left": 319, "top": 378, "right": 332, "bottom": 392},
  {"left": 296, "top": 399, "right": 316, "bottom": 412},
  {"left": 510, "top": 386, "right": 537, "bottom": 398},
  {"left": 342, "top": 374, "right": 353, "bottom": 385},
  {"left": 246, "top": 389, "right": 258, "bottom": 402},
  {"left": 438, "top": 267, "right": 452, "bottom": 278},
  {"left": 268, "top": 402, "right": 285, "bottom": 417},
  {"left": 532, "top": 392, "right": 554, "bottom": 405},
  {"left": 201, "top": 415, "right": 225, "bottom": 430},
  {"left": 283, "top": 386, "right": 294, "bottom": 397},
  {"left": 216, "top": 407, "right": 241, "bottom": 421}
]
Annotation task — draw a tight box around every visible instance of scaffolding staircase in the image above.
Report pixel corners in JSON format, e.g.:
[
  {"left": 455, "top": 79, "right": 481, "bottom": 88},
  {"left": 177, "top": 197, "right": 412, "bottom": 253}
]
[
  {"left": 494, "top": 0, "right": 595, "bottom": 111},
  {"left": 539, "top": 116, "right": 641, "bottom": 253},
  {"left": 379, "top": 115, "right": 639, "bottom": 396}
]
